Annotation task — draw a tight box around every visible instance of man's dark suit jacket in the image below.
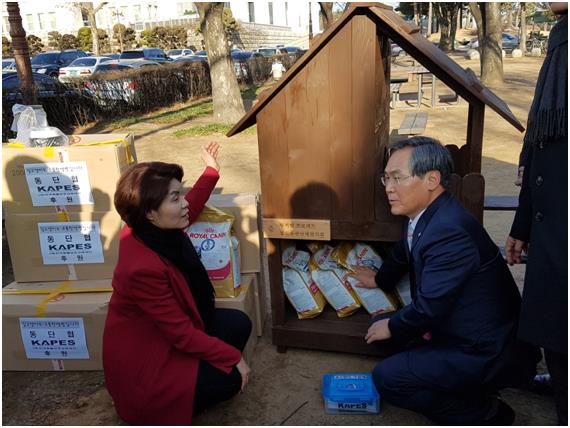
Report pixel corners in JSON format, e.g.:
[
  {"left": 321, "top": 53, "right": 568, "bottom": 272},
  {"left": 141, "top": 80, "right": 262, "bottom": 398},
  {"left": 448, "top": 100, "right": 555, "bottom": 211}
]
[{"left": 375, "top": 191, "right": 536, "bottom": 390}]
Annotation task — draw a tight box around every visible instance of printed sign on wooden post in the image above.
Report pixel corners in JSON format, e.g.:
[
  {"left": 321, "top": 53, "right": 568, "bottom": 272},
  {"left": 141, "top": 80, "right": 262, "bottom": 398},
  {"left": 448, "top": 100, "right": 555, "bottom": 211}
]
[{"left": 262, "top": 218, "right": 331, "bottom": 241}]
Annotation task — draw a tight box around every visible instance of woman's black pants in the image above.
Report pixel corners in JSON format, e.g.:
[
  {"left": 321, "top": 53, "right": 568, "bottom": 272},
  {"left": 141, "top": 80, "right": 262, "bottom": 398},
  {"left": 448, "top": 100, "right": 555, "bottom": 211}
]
[{"left": 193, "top": 308, "right": 252, "bottom": 415}]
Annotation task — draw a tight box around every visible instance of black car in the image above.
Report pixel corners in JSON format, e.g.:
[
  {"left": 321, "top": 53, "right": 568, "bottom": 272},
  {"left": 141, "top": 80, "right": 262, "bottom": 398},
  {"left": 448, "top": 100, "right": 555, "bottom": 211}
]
[
  {"left": 30, "top": 50, "right": 90, "bottom": 78},
  {"left": 119, "top": 48, "right": 172, "bottom": 64},
  {"left": 2, "top": 71, "right": 74, "bottom": 100}
]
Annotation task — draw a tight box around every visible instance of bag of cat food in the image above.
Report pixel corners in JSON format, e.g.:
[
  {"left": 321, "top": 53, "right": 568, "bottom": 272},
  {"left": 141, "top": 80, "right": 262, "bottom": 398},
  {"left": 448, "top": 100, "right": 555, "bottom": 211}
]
[
  {"left": 186, "top": 206, "right": 241, "bottom": 298},
  {"left": 282, "top": 267, "right": 327, "bottom": 319},
  {"left": 281, "top": 246, "right": 326, "bottom": 319},
  {"left": 332, "top": 242, "right": 396, "bottom": 316},
  {"left": 309, "top": 244, "right": 360, "bottom": 317},
  {"left": 282, "top": 245, "right": 311, "bottom": 272}
]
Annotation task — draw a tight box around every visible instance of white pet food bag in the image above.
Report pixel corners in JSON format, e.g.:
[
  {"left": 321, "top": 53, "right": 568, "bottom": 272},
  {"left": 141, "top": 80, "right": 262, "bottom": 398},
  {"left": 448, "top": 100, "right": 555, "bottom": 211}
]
[
  {"left": 282, "top": 267, "right": 326, "bottom": 319},
  {"left": 332, "top": 242, "right": 397, "bottom": 316},
  {"left": 186, "top": 206, "right": 241, "bottom": 298},
  {"left": 309, "top": 244, "right": 360, "bottom": 317}
]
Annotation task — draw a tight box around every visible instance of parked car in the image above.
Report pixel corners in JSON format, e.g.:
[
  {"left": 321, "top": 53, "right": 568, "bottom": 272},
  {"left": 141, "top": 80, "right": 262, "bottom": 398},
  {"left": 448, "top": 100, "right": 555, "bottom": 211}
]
[
  {"left": 466, "top": 33, "right": 520, "bottom": 51},
  {"left": 119, "top": 48, "right": 172, "bottom": 63},
  {"left": 94, "top": 59, "right": 162, "bottom": 72},
  {"left": 278, "top": 46, "right": 302, "bottom": 54},
  {"left": 58, "top": 56, "right": 113, "bottom": 82},
  {"left": 194, "top": 50, "right": 208, "bottom": 57},
  {"left": 2, "top": 71, "right": 75, "bottom": 101},
  {"left": 100, "top": 53, "right": 121, "bottom": 60},
  {"left": 2, "top": 58, "right": 16, "bottom": 71},
  {"left": 167, "top": 48, "right": 194, "bottom": 59},
  {"left": 231, "top": 51, "right": 264, "bottom": 80},
  {"left": 84, "top": 59, "right": 162, "bottom": 106},
  {"left": 252, "top": 47, "right": 279, "bottom": 57},
  {"left": 30, "top": 50, "right": 90, "bottom": 78},
  {"left": 173, "top": 55, "right": 209, "bottom": 66}
]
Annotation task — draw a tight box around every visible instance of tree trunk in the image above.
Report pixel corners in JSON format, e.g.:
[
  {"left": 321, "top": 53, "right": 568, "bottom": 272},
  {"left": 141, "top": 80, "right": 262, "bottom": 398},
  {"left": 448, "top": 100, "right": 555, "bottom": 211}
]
[
  {"left": 469, "top": 2, "right": 484, "bottom": 50},
  {"left": 308, "top": 3, "right": 313, "bottom": 40},
  {"left": 318, "top": 2, "right": 334, "bottom": 32},
  {"left": 506, "top": 8, "right": 513, "bottom": 28},
  {"left": 450, "top": 6, "right": 459, "bottom": 50},
  {"left": 414, "top": 2, "right": 419, "bottom": 25},
  {"left": 82, "top": 2, "right": 107, "bottom": 56},
  {"left": 435, "top": 4, "right": 457, "bottom": 53},
  {"left": 520, "top": 3, "right": 527, "bottom": 53},
  {"left": 480, "top": 3, "right": 504, "bottom": 85},
  {"left": 427, "top": 2, "right": 432, "bottom": 36},
  {"left": 7, "top": 2, "right": 36, "bottom": 104},
  {"left": 196, "top": 2, "right": 245, "bottom": 124}
]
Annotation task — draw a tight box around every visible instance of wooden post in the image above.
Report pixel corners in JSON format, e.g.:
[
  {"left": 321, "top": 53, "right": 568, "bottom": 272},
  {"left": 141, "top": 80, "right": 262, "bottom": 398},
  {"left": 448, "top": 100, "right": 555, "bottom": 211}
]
[
  {"left": 7, "top": 2, "right": 36, "bottom": 105},
  {"left": 466, "top": 102, "right": 485, "bottom": 173}
]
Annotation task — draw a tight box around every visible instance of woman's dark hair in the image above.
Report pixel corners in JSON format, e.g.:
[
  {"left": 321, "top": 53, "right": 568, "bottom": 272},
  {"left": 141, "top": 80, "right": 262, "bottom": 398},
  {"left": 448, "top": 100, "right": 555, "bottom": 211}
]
[
  {"left": 114, "top": 162, "right": 184, "bottom": 230},
  {"left": 388, "top": 136, "right": 454, "bottom": 189}
]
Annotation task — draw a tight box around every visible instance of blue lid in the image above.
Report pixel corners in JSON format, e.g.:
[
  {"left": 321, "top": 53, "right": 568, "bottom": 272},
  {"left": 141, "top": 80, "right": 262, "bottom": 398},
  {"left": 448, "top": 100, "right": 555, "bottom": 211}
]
[{"left": 322, "top": 373, "right": 379, "bottom": 403}]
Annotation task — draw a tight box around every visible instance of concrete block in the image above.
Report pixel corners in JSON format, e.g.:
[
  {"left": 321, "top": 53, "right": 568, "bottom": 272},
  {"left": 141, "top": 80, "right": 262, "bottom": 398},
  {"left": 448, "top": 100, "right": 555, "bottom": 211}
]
[
  {"left": 531, "top": 47, "right": 542, "bottom": 56},
  {"left": 511, "top": 49, "right": 523, "bottom": 58}
]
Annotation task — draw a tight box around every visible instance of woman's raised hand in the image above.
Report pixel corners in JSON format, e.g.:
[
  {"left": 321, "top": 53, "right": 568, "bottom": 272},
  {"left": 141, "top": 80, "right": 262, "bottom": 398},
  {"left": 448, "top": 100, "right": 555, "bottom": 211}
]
[{"left": 201, "top": 142, "right": 221, "bottom": 171}]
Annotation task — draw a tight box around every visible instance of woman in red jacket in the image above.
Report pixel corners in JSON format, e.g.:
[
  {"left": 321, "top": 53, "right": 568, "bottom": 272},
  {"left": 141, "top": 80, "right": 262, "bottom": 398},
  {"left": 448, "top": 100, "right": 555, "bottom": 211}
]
[{"left": 103, "top": 142, "right": 251, "bottom": 425}]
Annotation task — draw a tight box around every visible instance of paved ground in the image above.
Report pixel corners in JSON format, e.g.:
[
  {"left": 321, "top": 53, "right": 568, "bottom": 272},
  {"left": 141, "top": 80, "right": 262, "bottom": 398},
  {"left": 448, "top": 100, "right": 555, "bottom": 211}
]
[{"left": 2, "top": 52, "right": 559, "bottom": 425}]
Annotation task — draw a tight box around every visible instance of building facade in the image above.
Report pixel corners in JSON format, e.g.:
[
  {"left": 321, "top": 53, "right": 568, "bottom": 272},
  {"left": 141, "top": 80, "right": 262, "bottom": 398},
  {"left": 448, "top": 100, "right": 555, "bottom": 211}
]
[{"left": 2, "top": 1, "right": 321, "bottom": 47}]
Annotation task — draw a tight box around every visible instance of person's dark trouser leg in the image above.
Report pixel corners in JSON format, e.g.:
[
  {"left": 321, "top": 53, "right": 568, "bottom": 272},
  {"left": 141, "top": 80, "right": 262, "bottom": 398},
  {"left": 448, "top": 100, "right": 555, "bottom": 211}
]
[
  {"left": 193, "top": 309, "right": 252, "bottom": 415},
  {"left": 544, "top": 349, "right": 568, "bottom": 425},
  {"left": 373, "top": 352, "right": 495, "bottom": 425}
]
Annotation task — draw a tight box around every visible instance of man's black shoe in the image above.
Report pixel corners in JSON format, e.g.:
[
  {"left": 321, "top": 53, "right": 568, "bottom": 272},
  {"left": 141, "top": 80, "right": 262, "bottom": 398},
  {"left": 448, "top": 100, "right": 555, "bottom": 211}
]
[
  {"left": 483, "top": 400, "right": 516, "bottom": 426},
  {"left": 523, "top": 373, "right": 554, "bottom": 396}
]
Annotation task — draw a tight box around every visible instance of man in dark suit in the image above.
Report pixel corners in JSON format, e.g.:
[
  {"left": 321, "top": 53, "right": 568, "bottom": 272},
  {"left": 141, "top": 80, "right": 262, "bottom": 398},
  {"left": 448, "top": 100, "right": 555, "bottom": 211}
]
[{"left": 352, "top": 137, "right": 539, "bottom": 425}]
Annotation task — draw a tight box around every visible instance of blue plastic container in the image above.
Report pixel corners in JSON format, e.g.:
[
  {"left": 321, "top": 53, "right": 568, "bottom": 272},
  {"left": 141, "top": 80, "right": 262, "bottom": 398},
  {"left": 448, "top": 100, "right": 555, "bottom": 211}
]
[{"left": 322, "top": 373, "right": 380, "bottom": 414}]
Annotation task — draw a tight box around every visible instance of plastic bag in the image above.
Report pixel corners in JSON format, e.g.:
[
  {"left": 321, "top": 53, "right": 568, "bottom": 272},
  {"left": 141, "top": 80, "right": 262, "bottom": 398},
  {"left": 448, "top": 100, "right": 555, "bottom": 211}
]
[
  {"left": 29, "top": 126, "right": 69, "bottom": 147},
  {"left": 11, "top": 104, "right": 47, "bottom": 133}
]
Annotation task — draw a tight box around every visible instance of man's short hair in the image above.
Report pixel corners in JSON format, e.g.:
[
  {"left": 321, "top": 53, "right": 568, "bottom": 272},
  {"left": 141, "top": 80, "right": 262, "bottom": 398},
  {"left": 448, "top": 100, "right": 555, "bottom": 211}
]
[{"left": 388, "top": 137, "right": 454, "bottom": 189}]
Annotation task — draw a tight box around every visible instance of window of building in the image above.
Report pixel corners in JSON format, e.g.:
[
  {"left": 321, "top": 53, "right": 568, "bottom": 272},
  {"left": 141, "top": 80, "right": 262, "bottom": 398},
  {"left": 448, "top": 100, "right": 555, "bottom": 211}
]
[
  {"left": 49, "top": 12, "right": 56, "bottom": 30},
  {"left": 285, "top": 2, "right": 288, "bottom": 26},
  {"left": 81, "top": 10, "right": 89, "bottom": 26},
  {"left": 134, "top": 5, "right": 141, "bottom": 21},
  {"left": 248, "top": 2, "right": 255, "bottom": 23},
  {"left": 224, "top": 2, "right": 230, "bottom": 8},
  {"left": 268, "top": 2, "right": 273, "bottom": 25},
  {"left": 38, "top": 13, "right": 45, "bottom": 30},
  {"left": 26, "top": 14, "right": 34, "bottom": 32}
]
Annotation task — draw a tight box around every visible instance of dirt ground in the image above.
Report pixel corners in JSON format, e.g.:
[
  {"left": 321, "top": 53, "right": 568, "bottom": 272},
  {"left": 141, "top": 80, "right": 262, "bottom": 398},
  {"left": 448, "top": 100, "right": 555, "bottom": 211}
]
[{"left": 2, "top": 52, "right": 559, "bottom": 425}]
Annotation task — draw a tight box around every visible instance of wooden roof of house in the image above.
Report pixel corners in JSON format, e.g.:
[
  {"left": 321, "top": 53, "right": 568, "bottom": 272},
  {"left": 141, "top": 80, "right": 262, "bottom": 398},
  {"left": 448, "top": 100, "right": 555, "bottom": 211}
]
[{"left": 227, "top": 3, "right": 524, "bottom": 137}]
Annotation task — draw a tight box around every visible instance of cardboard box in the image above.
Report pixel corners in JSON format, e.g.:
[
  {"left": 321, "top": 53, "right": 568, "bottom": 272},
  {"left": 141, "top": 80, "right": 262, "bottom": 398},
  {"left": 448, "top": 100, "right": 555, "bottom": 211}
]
[
  {"left": 3, "top": 282, "right": 112, "bottom": 371},
  {"left": 2, "top": 133, "right": 135, "bottom": 215},
  {"left": 216, "top": 274, "right": 260, "bottom": 363},
  {"left": 2, "top": 279, "right": 114, "bottom": 297},
  {"left": 5, "top": 210, "right": 123, "bottom": 283},
  {"left": 215, "top": 273, "right": 265, "bottom": 338}
]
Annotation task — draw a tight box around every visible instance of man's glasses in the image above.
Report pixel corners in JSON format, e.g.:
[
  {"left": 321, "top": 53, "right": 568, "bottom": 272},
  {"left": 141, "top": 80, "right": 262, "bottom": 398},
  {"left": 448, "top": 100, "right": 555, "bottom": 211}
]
[{"left": 379, "top": 175, "right": 414, "bottom": 186}]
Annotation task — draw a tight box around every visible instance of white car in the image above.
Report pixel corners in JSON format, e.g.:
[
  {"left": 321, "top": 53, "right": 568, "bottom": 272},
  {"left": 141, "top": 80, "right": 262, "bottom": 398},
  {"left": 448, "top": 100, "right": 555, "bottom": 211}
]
[
  {"left": 167, "top": 49, "right": 194, "bottom": 60},
  {"left": 84, "top": 59, "right": 161, "bottom": 107},
  {"left": 58, "top": 56, "right": 113, "bottom": 82}
]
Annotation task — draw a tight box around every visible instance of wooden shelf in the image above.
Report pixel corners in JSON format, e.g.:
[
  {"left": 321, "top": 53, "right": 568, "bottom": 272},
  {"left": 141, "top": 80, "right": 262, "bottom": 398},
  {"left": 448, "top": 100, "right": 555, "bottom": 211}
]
[{"left": 272, "top": 300, "right": 397, "bottom": 357}]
